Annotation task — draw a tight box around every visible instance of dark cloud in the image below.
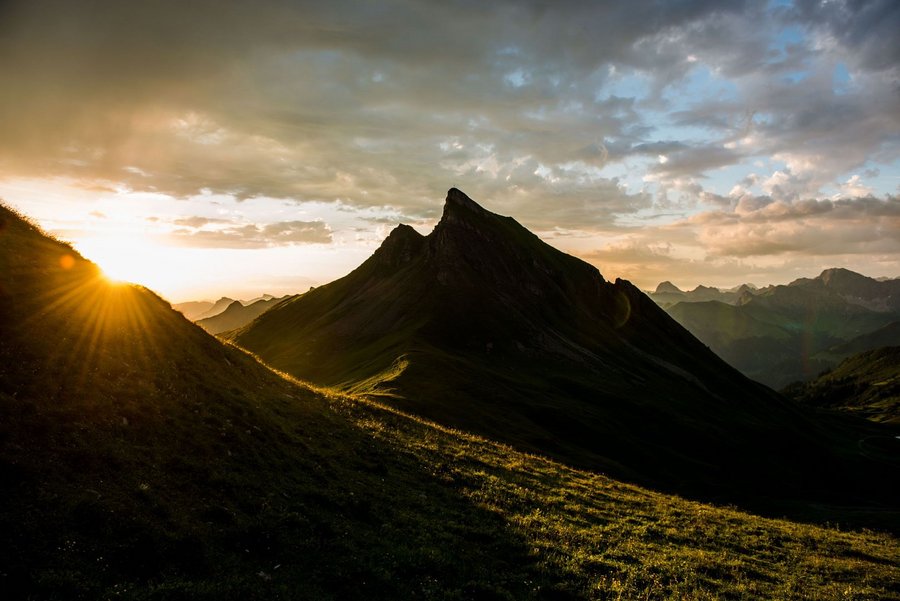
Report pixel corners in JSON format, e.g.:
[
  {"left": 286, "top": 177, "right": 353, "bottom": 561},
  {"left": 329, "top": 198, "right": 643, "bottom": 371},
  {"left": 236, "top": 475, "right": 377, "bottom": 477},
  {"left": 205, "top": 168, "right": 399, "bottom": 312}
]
[
  {"left": 0, "top": 1, "right": 750, "bottom": 209},
  {"left": 791, "top": 0, "right": 900, "bottom": 73},
  {"left": 0, "top": 0, "right": 896, "bottom": 256},
  {"left": 649, "top": 145, "right": 743, "bottom": 179}
]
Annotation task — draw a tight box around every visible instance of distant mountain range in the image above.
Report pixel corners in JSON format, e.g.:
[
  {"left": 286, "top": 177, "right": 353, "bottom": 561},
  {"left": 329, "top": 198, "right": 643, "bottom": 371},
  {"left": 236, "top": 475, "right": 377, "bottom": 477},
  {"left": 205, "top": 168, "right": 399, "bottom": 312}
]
[
  {"left": 173, "top": 294, "right": 277, "bottom": 321},
  {"left": 229, "top": 188, "right": 898, "bottom": 509},
  {"left": 196, "top": 296, "right": 289, "bottom": 335},
  {"left": 650, "top": 281, "right": 758, "bottom": 306},
  {"left": 652, "top": 269, "right": 900, "bottom": 388}
]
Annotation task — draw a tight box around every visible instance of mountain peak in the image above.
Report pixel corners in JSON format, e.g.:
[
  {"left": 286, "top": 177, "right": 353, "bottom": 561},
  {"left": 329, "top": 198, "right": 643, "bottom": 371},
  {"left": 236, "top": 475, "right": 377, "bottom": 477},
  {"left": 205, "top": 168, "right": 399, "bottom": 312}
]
[
  {"left": 692, "top": 284, "right": 718, "bottom": 293},
  {"left": 441, "top": 188, "right": 491, "bottom": 224},
  {"left": 372, "top": 223, "right": 425, "bottom": 268},
  {"left": 819, "top": 267, "right": 869, "bottom": 287},
  {"left": 655, "top": 281, "right": 682, "bottom": 294},
  {"left": 386, "top": 222, "right": 421, "bottom": 240},
  {"left": 446, "top": 187, "right": 482, "bottom": 209}
]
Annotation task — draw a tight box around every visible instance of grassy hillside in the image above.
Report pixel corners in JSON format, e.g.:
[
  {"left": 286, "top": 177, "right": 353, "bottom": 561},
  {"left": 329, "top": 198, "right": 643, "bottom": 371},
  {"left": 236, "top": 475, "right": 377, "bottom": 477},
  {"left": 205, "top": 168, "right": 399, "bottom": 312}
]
[
  {"left": 229, "top": 190, "right": 899, "bottom": 518},
  {"left": 1, "top": 204, "right": 899, "bottom": 599},
  {"left": 784, "top": 346, "right": 900, "bottom": 425}
]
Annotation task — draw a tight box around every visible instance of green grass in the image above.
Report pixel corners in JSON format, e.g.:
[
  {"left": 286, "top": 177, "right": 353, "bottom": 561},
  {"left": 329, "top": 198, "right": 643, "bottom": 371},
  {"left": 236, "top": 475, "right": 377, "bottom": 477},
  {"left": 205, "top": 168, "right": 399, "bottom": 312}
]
[
  {"left": 2, "top": 202, "right": 899, "bottom": 599},
  {"left": 320, "top": 388, "right": 900, "bottom": 600}
]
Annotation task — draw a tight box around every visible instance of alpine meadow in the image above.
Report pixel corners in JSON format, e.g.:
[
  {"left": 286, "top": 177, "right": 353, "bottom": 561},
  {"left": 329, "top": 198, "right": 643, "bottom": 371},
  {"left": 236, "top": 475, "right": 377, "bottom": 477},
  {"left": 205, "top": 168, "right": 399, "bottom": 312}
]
[{"left": 1, "top": 1, "right": 899, "bottom": 600}]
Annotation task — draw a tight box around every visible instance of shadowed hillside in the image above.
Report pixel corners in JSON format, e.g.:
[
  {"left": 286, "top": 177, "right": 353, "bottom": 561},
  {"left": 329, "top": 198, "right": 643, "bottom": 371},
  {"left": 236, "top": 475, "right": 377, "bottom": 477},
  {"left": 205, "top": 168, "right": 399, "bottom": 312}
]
[
  {"left": 784, "top": 346, "right": 900, "bottom": 425},
  {"left": 0, "top": 204, "right": 553, "bottom": 598},
  {"left": 230, "top": 189, "right": 900, "bottom": 516},
  {"left": 1, "top": 203, "right": 899, "bottom": 599}
]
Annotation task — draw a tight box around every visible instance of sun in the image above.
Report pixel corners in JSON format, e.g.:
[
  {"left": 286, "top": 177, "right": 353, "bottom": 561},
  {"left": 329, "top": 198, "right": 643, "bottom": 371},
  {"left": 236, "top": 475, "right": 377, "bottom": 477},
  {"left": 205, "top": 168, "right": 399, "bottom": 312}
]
[{"left": 73, "top": 233, "right": 183, "bottom": 295}]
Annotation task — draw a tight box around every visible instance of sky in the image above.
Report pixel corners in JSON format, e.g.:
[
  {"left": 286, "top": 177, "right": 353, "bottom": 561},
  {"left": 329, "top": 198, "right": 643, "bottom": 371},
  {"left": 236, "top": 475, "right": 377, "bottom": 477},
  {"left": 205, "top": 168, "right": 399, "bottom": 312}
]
[{"left": 1, "top": 0, "right": 898, "bottom": 302}]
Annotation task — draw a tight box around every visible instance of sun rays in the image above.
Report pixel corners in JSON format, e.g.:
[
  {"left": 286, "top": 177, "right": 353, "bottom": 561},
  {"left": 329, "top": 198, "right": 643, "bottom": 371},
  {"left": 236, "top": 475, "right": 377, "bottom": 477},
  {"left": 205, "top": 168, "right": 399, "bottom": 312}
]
[{"left": 11, "top": 251, "right": 170, "bottom": 413}]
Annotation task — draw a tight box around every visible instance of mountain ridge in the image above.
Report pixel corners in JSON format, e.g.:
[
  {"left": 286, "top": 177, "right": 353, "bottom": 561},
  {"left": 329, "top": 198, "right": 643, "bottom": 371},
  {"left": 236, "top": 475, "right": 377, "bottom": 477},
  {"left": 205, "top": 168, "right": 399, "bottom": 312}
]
[
  {"left": 661, "top": 268, "right": 900, "bottom": 386},
  {"left": 196, "top": 295, "right": 290, "bottom": 335},
  {"left": 230, "top": 189, "right": 899, "bottom": 514}
]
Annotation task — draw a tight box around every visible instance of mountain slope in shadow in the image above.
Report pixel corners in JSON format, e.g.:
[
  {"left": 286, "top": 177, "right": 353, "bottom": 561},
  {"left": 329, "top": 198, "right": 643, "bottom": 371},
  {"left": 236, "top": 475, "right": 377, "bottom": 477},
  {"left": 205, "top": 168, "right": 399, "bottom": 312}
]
[
  {"left": 784, "top": 346, "right": 900, "bottom": 425},
  {"left": 230, "top": 189, "right": 899, "bottom": 513},
  {"left": 2, "top": 202, "right": 898, "bottom": 598}
]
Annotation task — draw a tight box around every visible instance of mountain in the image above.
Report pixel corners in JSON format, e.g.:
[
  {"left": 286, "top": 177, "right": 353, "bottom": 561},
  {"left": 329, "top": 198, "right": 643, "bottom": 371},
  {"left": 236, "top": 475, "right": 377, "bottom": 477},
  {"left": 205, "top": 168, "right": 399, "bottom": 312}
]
[
  {"left": 794, "top": 267, "right": 900, "bottom": 312},
  {"left": 0, "top": 203, "right": 568, "bottom": 597},
  {"left": 817, "top": 321, "right": 900, "bottom": 361},
  {"left": 194, "top": 296, "right": 237, "bottom": 320},
  {"left": 230, "top": 188, "right": 898, "bottom": 511},
  {"left": 655, "top": 280, "right": 682, "bottom": 294},
  {"left": 174, "top": 294, "right": 282, "bottom": 325},
  {"left": 196, "top": 295, "right": 290, "bottom": 335},
  {"left": 171, "top": 299, "right": 216, "bottom": 320},
  {"left": 246, "top": 293, "right": 276, "bottom": 305},
  {"left": 783, "top": 346, "right": 900, "bottom": 425},
  {"left": 648, "top": 282, "right": 754, "bottom": 307},
  {"left": 2, "top": 203, "right": 899, "bottom": 598},
  {"left": 786, "top": 321, "right": 900, "bottom": 384},
  {"left": 664, "top": 270, "right": 900, "bottom": 387}
]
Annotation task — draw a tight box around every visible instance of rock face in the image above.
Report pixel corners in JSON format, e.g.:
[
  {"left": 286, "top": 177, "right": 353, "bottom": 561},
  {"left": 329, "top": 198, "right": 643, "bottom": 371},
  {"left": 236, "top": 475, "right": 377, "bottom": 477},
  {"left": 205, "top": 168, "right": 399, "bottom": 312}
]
[{"left": 230, "top": 189, "right": 898, "bottom": 511}]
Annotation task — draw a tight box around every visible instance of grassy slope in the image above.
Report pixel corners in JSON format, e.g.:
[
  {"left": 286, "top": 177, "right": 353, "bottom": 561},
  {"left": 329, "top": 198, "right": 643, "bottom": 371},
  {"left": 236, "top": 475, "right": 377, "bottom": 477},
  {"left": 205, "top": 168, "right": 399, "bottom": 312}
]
[
  {"left": 228, "top": 195, "right": 898, "bottom": 520},
  {"left": 783, "top": 346, "right": 900, "bottom": 425},
  {"left": 2, "top": 205, "right": 899, "bottom": 599}
]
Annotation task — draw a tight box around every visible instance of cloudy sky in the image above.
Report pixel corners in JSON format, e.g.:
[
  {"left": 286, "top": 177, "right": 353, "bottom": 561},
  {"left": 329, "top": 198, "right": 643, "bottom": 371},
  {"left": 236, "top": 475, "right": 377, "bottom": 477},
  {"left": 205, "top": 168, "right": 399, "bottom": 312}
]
[{"left": 1, "top": 0, "right": 898, "bottom": 301}]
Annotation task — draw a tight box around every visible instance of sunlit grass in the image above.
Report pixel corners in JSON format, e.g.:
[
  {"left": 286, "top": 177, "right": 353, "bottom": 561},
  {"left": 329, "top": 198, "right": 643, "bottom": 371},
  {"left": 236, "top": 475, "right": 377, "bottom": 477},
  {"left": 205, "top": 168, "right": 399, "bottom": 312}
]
[{"left": 231, "top": 351, "right": 900, "bottom": 599}]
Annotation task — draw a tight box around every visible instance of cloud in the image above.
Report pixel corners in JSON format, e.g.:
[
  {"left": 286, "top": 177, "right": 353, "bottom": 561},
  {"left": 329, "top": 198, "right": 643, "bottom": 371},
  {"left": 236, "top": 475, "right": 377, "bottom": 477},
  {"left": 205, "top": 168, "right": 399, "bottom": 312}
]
[
  {"left": 684, "top": 195, "right": 900, "bottom": 257},
  {"left": 171, "top": 219, "right": 332, "bottom": 248},
  {"left": 0, "top": 0, "right": 761, "bottom": 217},
  {"left": 648, "top": 145, "right": 743, "bottom": 179},
  {"left": 790, "top": 0, "right": 900, "bottom": 73},
  {"left": 0, "top": 0, "right": 898, "bottom": 290},
  {"left": 172, "top": 216, "right": 231, "bottom": 228}
]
